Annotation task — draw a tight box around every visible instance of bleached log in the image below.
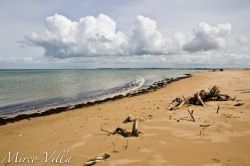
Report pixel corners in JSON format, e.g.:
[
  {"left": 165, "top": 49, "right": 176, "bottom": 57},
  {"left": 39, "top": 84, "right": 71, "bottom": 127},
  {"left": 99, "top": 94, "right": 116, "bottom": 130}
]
[
  {"left": 132, "top": 118, "right": 139, "bottom": 137},
  {"left": 196, "top": 93, "right": 205, "bottom": 106},
  {"left": 177, "top": 100, "right": 185, "bottom": 109}
]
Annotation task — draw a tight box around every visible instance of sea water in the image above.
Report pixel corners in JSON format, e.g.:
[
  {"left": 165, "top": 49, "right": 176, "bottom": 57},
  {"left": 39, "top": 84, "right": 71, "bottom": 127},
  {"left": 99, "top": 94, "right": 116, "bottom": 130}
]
[{"left": 0, "top": 69, "right": 201, "bottom": 118}]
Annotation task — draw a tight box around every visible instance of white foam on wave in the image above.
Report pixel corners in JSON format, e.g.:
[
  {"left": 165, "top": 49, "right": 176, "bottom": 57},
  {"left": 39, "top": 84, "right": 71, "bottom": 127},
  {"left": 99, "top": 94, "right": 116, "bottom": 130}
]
[
  {"left": 122, "top": 76, "right": 145, "bottom": 95},
  {"left": 90, "top": 76, "right": 146, "bottom": 101}
]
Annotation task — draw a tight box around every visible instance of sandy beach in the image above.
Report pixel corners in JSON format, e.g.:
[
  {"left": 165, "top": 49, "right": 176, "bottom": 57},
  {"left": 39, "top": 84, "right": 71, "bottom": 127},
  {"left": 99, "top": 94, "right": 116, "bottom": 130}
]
[{"left": 0, "top": 69, "right": 250, "bottom": 166}]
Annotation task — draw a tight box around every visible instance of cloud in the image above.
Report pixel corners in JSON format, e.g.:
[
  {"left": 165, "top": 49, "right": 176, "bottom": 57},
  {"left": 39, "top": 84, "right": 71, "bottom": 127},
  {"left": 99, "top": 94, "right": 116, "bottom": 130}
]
[
  {"left": 183, "top": 22, "right": 231, "bottom": 52},
  {"left": 129, "top": 15, "right": 169, "bottom": 55},
  {"left": 237, "top": 35, "right": 250, "bottom": 46},
  {"left": 0, "top": 56, "right": 40, "bottom": 64},
  {"left": 26, "top": 13, "right": 127, "bottom": 58},
  {"left": 26, "top": 14, "right": 231, "bottom": 58}
]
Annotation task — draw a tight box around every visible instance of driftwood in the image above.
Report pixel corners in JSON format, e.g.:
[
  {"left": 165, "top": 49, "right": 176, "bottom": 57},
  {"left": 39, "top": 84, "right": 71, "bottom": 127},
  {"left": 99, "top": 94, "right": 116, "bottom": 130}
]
[
  {"left": 196, "top": 93, "right": 205, "bottom": 106},
  {"left": 168, "top": 86, "right": 234, "bottom": 110},
  {"left": 123, "top": 114, "right": 135, "bottom": 123},
  {"left": 113, "top": 128, "right": 130, "bottom": 137},
  {"left": 234, "top": 103, "right": 244, "bottom": 106},
  {"left": 168, "top": 97, "right": 183, "bottom": 110},
  {"left": 200, "top": 124, "right": 210, "bottom": 128},
  {"left": 123, "top": 114, "right": 145, "bottom": 123},
  {"left": 102, "top": 119, "right": 141, "bottom": 137},
  {"left": 101, "top": 127, "right": 113, "bottom": 136},
  {"left": 188, "top": 109, "right": 195, "bottom": 122},
  {"left": 85, "top": 153, "right": 110, "bottom": 166},
  {"left": 132, "top": 118, "right": 139, "bottom": 136},
  {"left": 216, "top": 105, "right": 220, "bottom": 114},
  {"left": 114, "top": 118, "right": 140, "bottom": 137},
  {"left": 177, "top": 100, "right": 185, "bottom": 109}
]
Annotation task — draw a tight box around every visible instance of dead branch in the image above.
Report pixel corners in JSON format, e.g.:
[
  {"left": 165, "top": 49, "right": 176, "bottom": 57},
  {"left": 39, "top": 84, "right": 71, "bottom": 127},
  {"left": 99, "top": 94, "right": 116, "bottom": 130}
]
[
  {"left": 188, "top": 109, "right": 195, "bottom": 122},
  {"left": 200, "top": 124, "right": 210, "bottom": 128},
  {"left": 168, "top": 97, "right": 184, "bottom": 110},
  {"left": 196, "top": 93, "right": 205, "bottom": 106},
  {"left": 113, "top": 128, "right": 130, "bottom": 137},
  {"left": 168, "top": 85, "right": 234, "bottom": 108},
  {"left": 132, "top": 118, "right": 139, "bottom": 136},
  {"left": 123, "top": 114, "right": 145, "bottom": 123},
  {"left": 216, "top": 105, "right": 220, "bottom": 114},
  {"left": 123, "top": 114, "right": 135, "bottom": 123},
  {"left": 101, "top": 127, "right": 113, "bottom": 135},
  {"left": 177, "top": 100, "right": 185, "bottom": 109},
  {"left": 113, "top": 119, "right": 140, "bottom": 137},
  {"left": 182, "top": 95, "right": 186, "bottom": 102}
]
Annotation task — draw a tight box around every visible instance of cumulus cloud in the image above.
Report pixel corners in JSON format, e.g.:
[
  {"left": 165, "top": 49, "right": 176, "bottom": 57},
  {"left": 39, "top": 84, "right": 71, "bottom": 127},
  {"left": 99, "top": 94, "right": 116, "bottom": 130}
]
[
  {"left": 26, "top": 14, "right": 127, "bottom": 58},
  {"left": 183, "top": 22, "right": 231, "bottom": 52},
  {"left": 26, "top": 14, "right": 231, "bottom": 58},
  {"left": 129, "top": 15, "right": 168, "bottom": 55},
  {"left": 128, "top": 15, "right": 186, "bottom": 55}
]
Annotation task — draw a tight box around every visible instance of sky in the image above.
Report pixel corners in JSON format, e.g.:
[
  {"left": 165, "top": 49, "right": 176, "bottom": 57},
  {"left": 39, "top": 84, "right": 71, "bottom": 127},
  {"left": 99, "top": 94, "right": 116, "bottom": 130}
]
[{"left": 0, "top": 0, "right": 249, "bottom": 68}]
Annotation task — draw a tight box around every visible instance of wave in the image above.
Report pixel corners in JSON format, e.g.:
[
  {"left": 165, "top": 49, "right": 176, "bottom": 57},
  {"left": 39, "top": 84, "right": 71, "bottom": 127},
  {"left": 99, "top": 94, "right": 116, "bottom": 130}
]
[
  {"left": 117, "top": 76, "right": 145, "bottom": 95},
  {"left": 0, "top": 77, "right": 146, "bottom": 118},
  {"left": 128, "top": 76, "right": 145, "bottom": 91}
]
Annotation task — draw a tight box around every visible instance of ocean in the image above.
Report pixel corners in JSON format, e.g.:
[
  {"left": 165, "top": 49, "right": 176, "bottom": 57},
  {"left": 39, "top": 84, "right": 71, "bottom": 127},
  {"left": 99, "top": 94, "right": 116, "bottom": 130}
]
[{"left": 0, "top": 69, "right": 201, "bottom": 118}]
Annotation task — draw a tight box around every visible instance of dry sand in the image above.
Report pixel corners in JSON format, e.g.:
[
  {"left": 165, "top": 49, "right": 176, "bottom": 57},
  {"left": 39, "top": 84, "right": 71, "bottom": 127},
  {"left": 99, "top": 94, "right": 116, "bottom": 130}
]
[{"left": 0, "top": 69, "right": 250, "bottom": 166}]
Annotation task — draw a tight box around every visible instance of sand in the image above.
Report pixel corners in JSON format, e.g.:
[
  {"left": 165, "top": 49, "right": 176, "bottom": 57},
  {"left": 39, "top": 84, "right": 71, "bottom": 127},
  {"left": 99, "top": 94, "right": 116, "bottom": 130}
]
[{"left": 0, "top": 69, "right": 250, "bottom": 166}]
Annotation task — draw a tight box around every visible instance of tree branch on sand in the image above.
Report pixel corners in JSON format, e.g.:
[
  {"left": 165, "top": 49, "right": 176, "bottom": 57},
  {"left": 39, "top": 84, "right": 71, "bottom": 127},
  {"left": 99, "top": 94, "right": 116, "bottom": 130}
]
[
  {"left": 101, "top": 119, "right": 141, "bottom": 137},
  {"left": 168, "top": 86, "right": 234, "bottom": 110},
  {"left": 188, "top": 109, "right": 195, "bottom": 122}
]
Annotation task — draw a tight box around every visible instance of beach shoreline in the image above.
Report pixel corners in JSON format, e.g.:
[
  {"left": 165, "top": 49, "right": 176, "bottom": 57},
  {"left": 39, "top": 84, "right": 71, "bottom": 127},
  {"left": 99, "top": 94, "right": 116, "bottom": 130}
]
[
  {"left": 0, "top": 69, "right": 250, "bottom": 166},
  {"left": 0, "top": 73, "right": 192, "bottom": 125}
]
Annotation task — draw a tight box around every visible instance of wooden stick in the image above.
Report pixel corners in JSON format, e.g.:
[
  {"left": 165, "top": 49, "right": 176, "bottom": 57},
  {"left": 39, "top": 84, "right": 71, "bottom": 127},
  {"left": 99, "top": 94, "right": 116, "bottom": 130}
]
[
  {"left": 114, "top": 128, "right": 129, "bottom": 137},
  {"left": 216, "top": 105, "right": 220, "bottom": 114},
  {"left": 168, "top": 104, "right": 174, "bottom": 110},
  {"left": 123, "top": 114, "right": 135, "bottom": 123},
  {"left": 123, "top": 140, "right": 128, "bottom": 150},
  {"left": 200, "top": 124, "right": 210, "bottom": 128},
  {"left": 177, "top": 100, "right": 185, "bottom": 109},
  {"left": 188, "top": 109, "right": 195, "bottom": 122},
  {"left": 182, "top": 95, "right": 186, "bottom": 101},
  {"left": 197, "top": 93, "right": 205, "bottom": 106},
  {"left": 101, "top": 127, "right": 113, "bottom": 135},
  {"left": 132, "top": 118, "right": 139, "bottom": 136}
]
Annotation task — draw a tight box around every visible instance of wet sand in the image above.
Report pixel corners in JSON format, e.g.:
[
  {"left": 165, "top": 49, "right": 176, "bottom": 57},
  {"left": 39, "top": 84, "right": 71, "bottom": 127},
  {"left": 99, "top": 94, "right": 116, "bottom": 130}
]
[{"left": 0, "top": 69, "right": 250, "bottom": 166}]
